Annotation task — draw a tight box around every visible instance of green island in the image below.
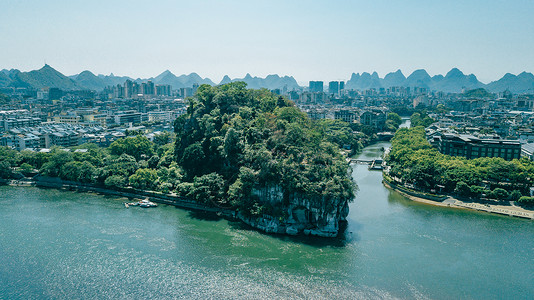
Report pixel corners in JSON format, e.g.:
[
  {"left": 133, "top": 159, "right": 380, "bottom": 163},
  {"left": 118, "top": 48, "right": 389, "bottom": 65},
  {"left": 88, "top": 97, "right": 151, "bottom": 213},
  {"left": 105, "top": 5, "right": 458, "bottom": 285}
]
[
  {"left": 0, "top": 83, "right": 374, "bottom": 237},
  {"left": 385, "top": 126, "right": 534, "bottom": 207}
]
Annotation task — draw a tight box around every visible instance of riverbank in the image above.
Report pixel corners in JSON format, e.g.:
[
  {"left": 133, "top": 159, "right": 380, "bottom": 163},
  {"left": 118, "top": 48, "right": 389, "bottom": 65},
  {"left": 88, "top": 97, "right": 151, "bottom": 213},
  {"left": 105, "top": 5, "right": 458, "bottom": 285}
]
[
  {"left": 4, "top": 176, "right": 236, "bottom": 216},
  {"left": 383, "top": 180, "right": 534, "bottom": 219},
  {"left": 3, "top": 176, "right": 345, "bottom": 238}
]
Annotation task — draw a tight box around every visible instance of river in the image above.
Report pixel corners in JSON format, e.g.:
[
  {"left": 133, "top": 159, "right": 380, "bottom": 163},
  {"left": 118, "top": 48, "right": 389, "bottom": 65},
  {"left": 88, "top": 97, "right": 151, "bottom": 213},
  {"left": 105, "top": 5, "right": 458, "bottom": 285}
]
[{"left": 1, "top": 142, "right": 533, "bottom": 299}]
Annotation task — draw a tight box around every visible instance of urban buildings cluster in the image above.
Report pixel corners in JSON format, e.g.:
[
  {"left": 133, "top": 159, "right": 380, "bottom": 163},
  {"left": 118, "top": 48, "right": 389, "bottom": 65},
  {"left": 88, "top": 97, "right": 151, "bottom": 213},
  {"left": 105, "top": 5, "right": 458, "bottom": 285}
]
[
  {"left": 1, "top": 78, "right": 534, "bottom": 162},
  {"left": 102, "top": 80, "right": 197, "bottom": 99}
]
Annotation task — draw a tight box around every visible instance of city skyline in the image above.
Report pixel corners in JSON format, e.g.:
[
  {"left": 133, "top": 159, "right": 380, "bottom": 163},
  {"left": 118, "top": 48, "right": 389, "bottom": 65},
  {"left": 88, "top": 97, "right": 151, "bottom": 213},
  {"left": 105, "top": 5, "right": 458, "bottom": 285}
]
[{"left": 2, "top": 0, "right": 533, "bottom": 84}]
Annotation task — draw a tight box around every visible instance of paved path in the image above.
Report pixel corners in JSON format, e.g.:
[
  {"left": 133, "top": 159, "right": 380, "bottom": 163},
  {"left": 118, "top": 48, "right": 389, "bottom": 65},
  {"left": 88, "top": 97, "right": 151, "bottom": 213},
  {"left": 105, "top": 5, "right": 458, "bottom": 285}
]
[{"left": 449, "top": 198, "right": 534, "bottom": 219}]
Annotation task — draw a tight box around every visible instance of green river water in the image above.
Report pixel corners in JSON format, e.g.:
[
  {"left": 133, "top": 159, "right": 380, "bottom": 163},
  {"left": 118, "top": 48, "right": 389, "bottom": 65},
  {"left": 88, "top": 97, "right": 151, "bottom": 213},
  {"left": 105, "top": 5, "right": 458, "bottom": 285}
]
[{"left": 1, "top": 142, "right": 533, "bottom": 299}]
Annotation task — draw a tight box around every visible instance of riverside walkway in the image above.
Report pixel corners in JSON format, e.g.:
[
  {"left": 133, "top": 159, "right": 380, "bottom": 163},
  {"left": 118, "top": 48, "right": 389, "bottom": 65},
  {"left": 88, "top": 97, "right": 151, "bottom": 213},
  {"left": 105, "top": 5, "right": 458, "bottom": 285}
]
[
  {"left": 448, "top": 199, "right": 534, "bottom": 219},
  {"left": 383, "top": 180, "right": 534, "bottom": 220}
]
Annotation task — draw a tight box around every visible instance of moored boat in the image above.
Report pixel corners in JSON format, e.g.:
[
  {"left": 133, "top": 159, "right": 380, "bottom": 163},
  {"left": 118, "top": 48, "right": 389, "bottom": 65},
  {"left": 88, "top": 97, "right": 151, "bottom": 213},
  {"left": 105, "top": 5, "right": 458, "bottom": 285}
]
[{"left": 138, "top": 198, "right": 157, "bottom": 208}]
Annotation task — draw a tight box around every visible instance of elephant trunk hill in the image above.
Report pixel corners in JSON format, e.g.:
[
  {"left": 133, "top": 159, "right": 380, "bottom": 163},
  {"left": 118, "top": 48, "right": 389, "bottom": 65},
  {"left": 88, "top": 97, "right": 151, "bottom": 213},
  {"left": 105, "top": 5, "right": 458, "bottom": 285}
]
[{"left": 173, "top": 83, "right": 355, "bottom": 237}]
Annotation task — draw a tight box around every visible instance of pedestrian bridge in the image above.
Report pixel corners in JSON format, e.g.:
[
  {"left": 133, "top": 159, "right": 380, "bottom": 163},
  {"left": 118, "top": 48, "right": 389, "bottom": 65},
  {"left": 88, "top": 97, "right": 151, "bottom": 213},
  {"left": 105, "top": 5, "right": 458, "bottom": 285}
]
[
  {"left": 350, "top": 159, "right": 374, "bottom": 164},
  {"left": 349, "top": 159, "right": 384, "bottom": 170}
]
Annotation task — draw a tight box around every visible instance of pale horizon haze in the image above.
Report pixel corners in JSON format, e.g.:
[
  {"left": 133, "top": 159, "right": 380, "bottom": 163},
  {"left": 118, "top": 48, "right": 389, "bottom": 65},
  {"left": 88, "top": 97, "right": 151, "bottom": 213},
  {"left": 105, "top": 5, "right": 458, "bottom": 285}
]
[{"left": 1, "top": 0, "right": 533, "bottom": 85}]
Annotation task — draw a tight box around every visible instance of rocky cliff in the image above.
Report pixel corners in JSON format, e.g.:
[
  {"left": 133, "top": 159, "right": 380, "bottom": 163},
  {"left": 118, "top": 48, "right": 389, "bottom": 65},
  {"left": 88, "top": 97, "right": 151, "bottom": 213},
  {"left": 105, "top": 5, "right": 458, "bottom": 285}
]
[{"left": 238, "top": 185, "right": 349, "bottom": 237}]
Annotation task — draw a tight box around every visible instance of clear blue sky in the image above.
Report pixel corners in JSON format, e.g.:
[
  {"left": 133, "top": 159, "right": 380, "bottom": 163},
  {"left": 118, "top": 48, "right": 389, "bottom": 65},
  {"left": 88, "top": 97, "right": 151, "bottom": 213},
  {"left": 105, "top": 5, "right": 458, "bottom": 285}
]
[{"left": 1, "top": 0, "right": 533, "bottom": 84}]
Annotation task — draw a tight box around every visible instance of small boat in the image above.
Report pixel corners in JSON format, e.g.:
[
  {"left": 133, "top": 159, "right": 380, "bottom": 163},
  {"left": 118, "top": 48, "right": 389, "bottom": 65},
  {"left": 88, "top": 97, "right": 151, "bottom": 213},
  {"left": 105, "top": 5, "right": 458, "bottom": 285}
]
[
  {"left": 138, "top": 198, "right": 157, "bottom": 208},
  {"left": 124, "top": 203, "right": 129, "bottom": 208}
]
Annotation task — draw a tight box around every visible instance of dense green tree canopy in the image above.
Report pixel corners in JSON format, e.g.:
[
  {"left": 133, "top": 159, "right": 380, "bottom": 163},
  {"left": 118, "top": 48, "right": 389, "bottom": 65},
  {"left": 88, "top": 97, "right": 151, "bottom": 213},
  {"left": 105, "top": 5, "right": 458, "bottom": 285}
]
[
  {"left": 410, "top": 112, "right": 435, "bottom": 128},
  {"left": 174, "top": 82, "right": 355, "bottom": 214},
  {"left": 385, "top": 112, "right": 402, "bottom": 131},
  {"left": 387, "top": 127, "right": 534, "bottom": 200},
  {"left": 109, "top": 135, "right": 154, "bottom": 161}
]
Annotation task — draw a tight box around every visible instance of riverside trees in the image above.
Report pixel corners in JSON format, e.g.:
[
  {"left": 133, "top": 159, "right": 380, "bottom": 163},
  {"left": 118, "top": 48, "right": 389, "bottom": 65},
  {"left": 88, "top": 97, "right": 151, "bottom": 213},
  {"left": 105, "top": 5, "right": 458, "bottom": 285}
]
[{"left": 386, "top": 127, "right": 534, "bottom": 202}]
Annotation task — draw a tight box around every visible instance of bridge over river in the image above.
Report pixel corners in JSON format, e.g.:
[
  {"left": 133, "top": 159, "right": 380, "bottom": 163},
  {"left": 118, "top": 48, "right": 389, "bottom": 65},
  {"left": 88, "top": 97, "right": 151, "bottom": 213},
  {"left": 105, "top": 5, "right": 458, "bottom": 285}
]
[{"left": 349, "top": 158, "right": 384, "bottom": 170}]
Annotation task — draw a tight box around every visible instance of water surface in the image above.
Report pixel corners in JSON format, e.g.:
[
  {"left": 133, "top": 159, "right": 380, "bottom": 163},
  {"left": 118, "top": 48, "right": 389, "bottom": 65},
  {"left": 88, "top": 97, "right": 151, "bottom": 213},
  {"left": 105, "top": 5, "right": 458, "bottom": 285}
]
[{"left": 1, "top": 142, "right": 533, "bottom": 299}]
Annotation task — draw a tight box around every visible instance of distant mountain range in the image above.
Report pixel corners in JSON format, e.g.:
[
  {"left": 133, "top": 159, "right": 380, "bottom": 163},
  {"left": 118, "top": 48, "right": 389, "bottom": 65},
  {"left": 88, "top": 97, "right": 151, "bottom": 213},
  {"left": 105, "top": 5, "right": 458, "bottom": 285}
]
[
  {"left": 2, "top": 65, "right": 80, "bottom": 90},
  {"left": 1, "top": 65, "right": 533, "bottom": 94},
  {"left": 346, "top": 68, "right": 534, "bottom": 94},
  {"left": 219, "top": 73, "right": 300, "bottom": 91}
]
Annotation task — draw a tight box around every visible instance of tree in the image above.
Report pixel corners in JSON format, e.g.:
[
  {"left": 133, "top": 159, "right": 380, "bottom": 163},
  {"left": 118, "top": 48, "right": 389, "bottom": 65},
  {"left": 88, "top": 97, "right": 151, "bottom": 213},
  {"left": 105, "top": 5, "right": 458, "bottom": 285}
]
[
  {"left": 186, "top": 172, "right": 225, "bottom": 205},
  {"left": 0, "top": 146, "right": 21, "bottom": 167},
  {"left": 489, "top": 188, "right": 509, "bottom": 201},
  {"left": 223, "top": 127, "right": 244, "bottom": 165},
  {"left": 387, "top": 127, "right": 534, "bottom": 197},
  {"left": 454, "top": 181, "right": 471, "bottom": 197},
  {"left": 153, "top": 132, "right": 175, "bottom": 146},
  {"left": 0, "top": 161, "right": 14, "bottom": 179},
  {"left": 129, "top": 168, "right": 158, "bottom": 190},
  {"left": 180, "top": 142, "right": 206, "bottom": 178},
  {"left": 435, "top": 104, "right": 449, "bottom": 114},
  {"left": 40, "top": 150, "right": 73, "bottom": 177},
  {"left": 19, "top": 163, "right": 35, "bottom": 176},
  {"left": 509, "top": 190, "right": 522, "bottom": 202},
  {"left": 59, "top": 161, "right": 96, "bottom": 183},
  {"left": 470, "top": 185, "right": 487, "bottom": 198},
  {"left": 97, "top": 154, "right": 138, "bottom": 182},
  {"left": 109, "top": 135, "right": 154, "bottom": 161},
  {"left": 171, "top": 82, "right": 355, "bottom": 223},
  {"left": 386, "top": 112, "right": 402, "bottom": 131},
  {"left": 319, "top": 119, "right": 362, "bottom": 154},
  {"left": 104, "top": 175, "right": 127, "bottom": 188},
  {"left": 410, "top": 112, "right": 435, "bottom": 128},
  {"left": 517, "top": 196, "right": 534, "bottom": 206},
  {"left": 0, "top": 93, "right": 10, "bottom": 105}
]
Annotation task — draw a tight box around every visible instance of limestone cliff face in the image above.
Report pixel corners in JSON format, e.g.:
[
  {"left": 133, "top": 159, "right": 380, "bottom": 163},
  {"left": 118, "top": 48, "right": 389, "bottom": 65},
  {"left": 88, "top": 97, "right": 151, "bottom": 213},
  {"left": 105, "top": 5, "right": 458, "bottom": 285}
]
[{"left": 238, "top": 185, "right": 350, "bottom": 238}]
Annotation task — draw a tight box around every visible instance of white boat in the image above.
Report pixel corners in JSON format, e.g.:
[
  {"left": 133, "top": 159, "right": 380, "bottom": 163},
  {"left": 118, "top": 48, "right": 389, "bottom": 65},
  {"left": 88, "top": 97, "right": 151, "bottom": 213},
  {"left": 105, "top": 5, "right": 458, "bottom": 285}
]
[{"left": 138, "top": 198, "right": 157, "bottom": 208}]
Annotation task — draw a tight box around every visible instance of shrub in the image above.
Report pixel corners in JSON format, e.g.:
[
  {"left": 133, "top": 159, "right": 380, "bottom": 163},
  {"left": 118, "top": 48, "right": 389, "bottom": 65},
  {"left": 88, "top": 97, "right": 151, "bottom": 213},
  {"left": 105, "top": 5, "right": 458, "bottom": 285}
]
[
  {"left": 508, "top": 190, "right": 522, "bottom": 202},
  {"left": 489, "top": 188, "right": 509, "bottom": 201},
  {"left": 517, "top": 196, "right": 534, "bottom": 206}
]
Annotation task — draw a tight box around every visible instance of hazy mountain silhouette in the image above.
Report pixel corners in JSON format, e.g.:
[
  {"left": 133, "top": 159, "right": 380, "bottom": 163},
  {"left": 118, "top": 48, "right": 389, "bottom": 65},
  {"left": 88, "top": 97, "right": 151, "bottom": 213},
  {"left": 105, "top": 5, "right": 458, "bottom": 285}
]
[
  {"left": 382, "top": 69, "right": 406, "bottom": 88},
  {"left": 6, "top": 65, "right": 80, "bottom": 89},
  {"left": 431, "top": 68, "right": 484, "bottom": 93},
  {"left": 486, "top": 72, "right": 534, "bottom": 94},
  {"left": 71, "top": 70, "right": 107, "bottom": 91},
  {"left": 404, "top": 69, "right": 433, "bottom": 89},
  {"left": 345, "top": 72, "right": 382, "bottom": 90},
  {"left": 345, "top": 68, "right": 497, "bottom": 93},
  {"left": 219, "top": 75, "right": 232, "bottom": 85},
  {"left": 220, "top": 73, "right": 300, "bottom": 90},
  {"left": 96, "top": 73, "right": 134, "bottom": 87},
  {"left": 1, "top": 65, "right": 533, "bottom": 94},
  {"left": 0, "top": 71, "right": 10, "bottom": 87},
  {"left": 151, "top": 70, "right": 215, "bottom": 89}
]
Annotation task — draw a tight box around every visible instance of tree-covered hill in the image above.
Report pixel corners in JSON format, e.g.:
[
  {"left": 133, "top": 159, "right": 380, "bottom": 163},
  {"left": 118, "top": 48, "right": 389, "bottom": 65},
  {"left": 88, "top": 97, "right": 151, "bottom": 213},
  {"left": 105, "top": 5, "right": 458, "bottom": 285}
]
[{"left": 174, "top": 82, "right": 355, "bottom": 236}]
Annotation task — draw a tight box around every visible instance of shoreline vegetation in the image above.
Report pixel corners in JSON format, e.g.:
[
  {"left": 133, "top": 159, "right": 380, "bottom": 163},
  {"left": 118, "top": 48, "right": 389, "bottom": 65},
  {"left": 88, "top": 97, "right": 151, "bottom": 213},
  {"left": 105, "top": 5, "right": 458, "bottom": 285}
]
[
  {"left": 383, "top": 125, "right": 534, "bottom": 219},
  {"left": 1, "top": 176, "right": 235, "bottom": 215}
]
